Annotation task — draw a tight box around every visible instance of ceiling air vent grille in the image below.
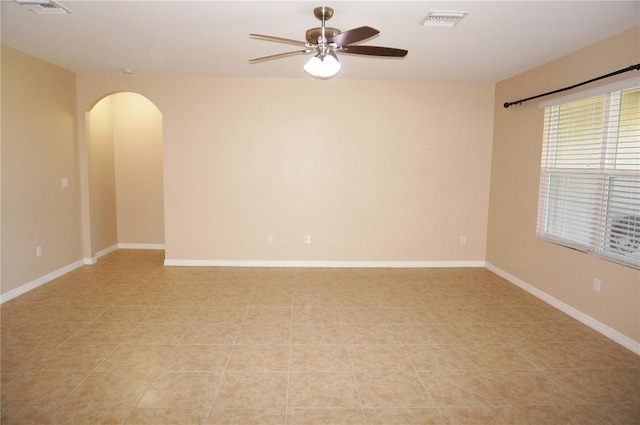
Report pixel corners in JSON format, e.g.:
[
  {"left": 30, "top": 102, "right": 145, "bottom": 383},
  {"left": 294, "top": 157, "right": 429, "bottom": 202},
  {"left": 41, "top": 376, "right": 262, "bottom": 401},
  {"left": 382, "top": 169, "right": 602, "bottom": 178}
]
[
  {"left": 421, "top": 11, "right": 468, "bottom": 27},
  {"left": 15, "top": 0, "right": 71, "bottom": 15}
]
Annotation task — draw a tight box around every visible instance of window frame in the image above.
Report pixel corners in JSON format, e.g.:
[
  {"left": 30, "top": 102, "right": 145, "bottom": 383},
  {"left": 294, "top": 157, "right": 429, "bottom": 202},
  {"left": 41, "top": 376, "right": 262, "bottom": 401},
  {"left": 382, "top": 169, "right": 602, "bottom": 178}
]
[{"left": 537, "top": 77, "right": 640, "bottom": 269}]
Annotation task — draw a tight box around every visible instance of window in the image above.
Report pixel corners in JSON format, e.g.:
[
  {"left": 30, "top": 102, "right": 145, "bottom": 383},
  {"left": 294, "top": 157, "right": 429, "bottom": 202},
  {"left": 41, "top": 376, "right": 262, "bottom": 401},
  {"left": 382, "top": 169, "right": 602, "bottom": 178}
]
[{"left": 537, "top": 78, "right": 640, "bottom": 269}]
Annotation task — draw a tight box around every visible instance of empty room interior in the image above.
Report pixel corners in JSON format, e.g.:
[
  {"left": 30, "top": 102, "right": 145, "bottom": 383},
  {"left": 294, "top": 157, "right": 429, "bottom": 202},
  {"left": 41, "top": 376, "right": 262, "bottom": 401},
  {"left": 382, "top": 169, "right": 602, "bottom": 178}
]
[{"left": 1, "top": 1, "right": 639, "bottom": 424}]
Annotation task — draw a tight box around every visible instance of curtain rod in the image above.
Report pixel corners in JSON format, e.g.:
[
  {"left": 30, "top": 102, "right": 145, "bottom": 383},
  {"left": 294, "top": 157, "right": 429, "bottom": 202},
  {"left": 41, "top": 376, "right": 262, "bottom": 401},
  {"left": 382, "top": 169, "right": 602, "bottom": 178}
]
[{"left": 503, "top": 64, "right": 640, "bottom": 108}]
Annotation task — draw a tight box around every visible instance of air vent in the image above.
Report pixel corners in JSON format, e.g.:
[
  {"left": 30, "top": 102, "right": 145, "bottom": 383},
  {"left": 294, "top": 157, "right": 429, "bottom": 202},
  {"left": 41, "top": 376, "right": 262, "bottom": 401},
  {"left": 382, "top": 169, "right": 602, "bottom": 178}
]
[
  {"left": 15, "top": 0, "right": 71, "bottom": 15},
  {"left": 421, "top": 11, "right": 468, "bottom": 27}
]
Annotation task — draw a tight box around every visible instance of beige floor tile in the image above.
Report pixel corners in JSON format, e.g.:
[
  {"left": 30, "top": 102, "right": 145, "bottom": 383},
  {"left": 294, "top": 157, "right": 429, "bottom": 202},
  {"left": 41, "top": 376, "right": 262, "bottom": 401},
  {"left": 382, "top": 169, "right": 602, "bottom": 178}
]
[
  {"left": 461, "top": 343, "right": 536, "bottom": 370},
  {"left": 1, "top": 342, "right": 57, "bottom": 372},
  {"left": 63, "top": 371, "right": 155, "bottom": 408},
  {"left": 392, "top": 324, "right": 454, "bottom": 345},
  {"left": 342, "top": 324, "right": 398, "bottom": 344},
  {"left": 206, "top": 408, "right": 286, "bottom": 425},
  {"left": 138, "top": 372, "right": 221, "bottom": 409},
  {"left": 182, "top": 324, "right": 239, "bottom": 345},
  {"left": 290, "top": 344, "right": 351, "bottom": 371},
  {"left": 161, "top": 290, "right": 211, "bottom": 307},
  {"left": 250, "top": 293, "right": 293, "bottom": 308},
  {"left": 595, "top": 403, "right": 640, "bottom": 425},
  {"left": 470, "top": 306, "right": 530, "bottom": 323},
  {"left": 97, "top": 305, "right": 155, "bottom": 322},
  {"left": 376, "top": 294, "right": 426, "bottom": 308},
  {"left": 420, "top": 371, "right": 506, "bottom": 407},
  {"left": 541, "top": 320, "right": 612, "bottom": 343},
  {"left": 516, "top": 305, "right": 575, "bottom": 322},
  {"left": 382, "top": 308, "right": 439, "bottom": 324},
  {"left": 487, "top": 369, "right": 575, "bottom": 406},
  {"left": 98, "top": 343, "right": 175, "bottom": 371},
  {"left": 226, "top": 345, "right": 290, "bottom": 371},
  {"left": 214, "top": 372, "right": 288, "bottom": 409},
  {"left": 544, "top": 367, "right": 639, "bottom": 403},
  {"left": 292, "top": 307, "right": 340, "bottom": 325},
  {"left": 70, "top": 321, "right": 138, "bottom": 344},
  {"left": 0, "top": 402, "right": 57, "bottom": 425},
  {"left": 123, "top": 322, "right": 189, "bottom": 345},
  {"left": 510, "top": 404, "right": 624, "bottom": 425},
  {"left": 430, "top": 307, "right": 483, "bottom": 324},
  {"left": 489, "top": 323, "right": 559, "bottom": 345},
  {"left": 515, "top": 342, "right": 591, "bottom": 368},
  {"left": 236, "top": 324, "right": 291, "bottom": 345},
  {"left": 442, "top": 323, "right": 507, "bottom": 345},
  {"left": 207, "top": 292, "right": 253, "bottom": 306},
  {"left": 566, "top": 340, "right": 640, "bottom": 368},
  {"left": 334, "top": 294, "right": 380, "bottom": 308},
  {"left": 3, "top": 251, "right": 636, "bottom": 425},
  {"left": 126, "top": 407, "right": 208, "bottom": 424},
  {"left": 1, "top": 370, "right": 87, "bottom": 406},
  {"left": 438, "top": 406, "right": 516, "bottom": 424},
  {"left": 37, "top": 342, "right": 117, "bottom": 371},
  {"left": 163, "top": 344, "right": 232, "bottom": 372},
  {"left": 355, "top": 372, "right": 434, "bottom": 408},
  {"left": 49, "top": 304, "right": 108, "bottom": 322},
  {"left": 338, "top": 307, "right": 389, "bottom": 324},
  {"left": 404, "top": 344, "right": 476, "bottom": 372},
  {"left": 364, "top": 407, "right": 444, "bottom": 424},
  {"left": 287, "top": 408, "right": 366, "bottom": 424},
  {"left": 50, "top": 403, "right": 135, "bottom": 425},
  {"left": 8, "top": 320, "right": 88, "bottom": 346},
  {"left": 243, "top": 307, "right": 292, "bottom": 325},
  {"left": 287, "top": 371, "right": 361, "bottom": 408},
  {"left": 119, "top": 291, "right": 170, "bottom": 305},
  {"left": 348, "top": 344, "right": 414, "bottom": 371},
  {"left": 291, "top": 324, "right": 345, "bottom": 345},
  {"left": 195, "top": 306, "right": 246, "bottom": 324},
  {"left": 292, "top": 294, "right": 337, "bottom": 308},
  {"left": 145, "top": 305, "right": 201, "bottom": 323}
]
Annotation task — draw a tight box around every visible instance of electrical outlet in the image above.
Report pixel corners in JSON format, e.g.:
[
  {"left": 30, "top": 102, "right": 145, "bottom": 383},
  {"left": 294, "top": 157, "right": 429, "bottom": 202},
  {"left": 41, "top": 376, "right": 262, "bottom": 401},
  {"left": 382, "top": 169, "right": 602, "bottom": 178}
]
[
  {"left": 459, "top": 235, "right": 466, "bottom": 245},
  {"left": 61, "top": 178, "right": 68, "bottom": 189},
  {"left": 268, "top": 234, "right": 274, "bottom": 244},
  {"left": 305, "top": 235, "right": 311, "bottom": 244},
  {"left": 36, "top": 245, "right": 42, "bottom": 257},
  {"left": 593, "top": 278, "right": 601, "bottom": 293}
]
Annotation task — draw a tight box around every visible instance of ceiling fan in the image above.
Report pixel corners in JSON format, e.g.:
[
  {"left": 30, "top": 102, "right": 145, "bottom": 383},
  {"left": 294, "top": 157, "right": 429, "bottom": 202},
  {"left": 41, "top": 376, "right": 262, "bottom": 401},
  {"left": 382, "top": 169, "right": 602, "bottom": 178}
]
[{"left": 249, "top": 6, "right": 408, "bottom": 79}]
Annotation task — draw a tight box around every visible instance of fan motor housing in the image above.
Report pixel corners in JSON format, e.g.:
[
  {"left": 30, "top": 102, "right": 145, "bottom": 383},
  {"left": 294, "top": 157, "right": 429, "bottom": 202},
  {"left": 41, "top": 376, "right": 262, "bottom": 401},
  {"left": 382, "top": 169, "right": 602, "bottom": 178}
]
[{"left": 306, "top": 27, "right": 341, "bottom": 43}]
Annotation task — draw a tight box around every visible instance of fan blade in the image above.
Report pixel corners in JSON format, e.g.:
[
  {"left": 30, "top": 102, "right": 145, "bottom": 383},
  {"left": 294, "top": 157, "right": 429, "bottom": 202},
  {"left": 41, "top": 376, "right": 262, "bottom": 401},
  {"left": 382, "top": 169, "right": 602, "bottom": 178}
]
[
  {"left": 250, "top": 34, "right": 309, "bottom": 47},
  {"left": 249, "top": 49, "right": 311, "bottom": 63},
  {"left": 327, "top": 26, "right": 379, "bottom": 47},
  {"left": 341, "top": 45, "right": 408, "bottom": 57}
]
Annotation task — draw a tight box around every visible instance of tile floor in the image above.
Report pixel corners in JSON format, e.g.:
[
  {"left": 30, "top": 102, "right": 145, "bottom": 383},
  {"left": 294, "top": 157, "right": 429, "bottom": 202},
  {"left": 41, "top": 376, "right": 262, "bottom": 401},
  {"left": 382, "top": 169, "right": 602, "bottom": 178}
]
[{"left": 1, "top": 250, "right": 638, "bottom": 424}]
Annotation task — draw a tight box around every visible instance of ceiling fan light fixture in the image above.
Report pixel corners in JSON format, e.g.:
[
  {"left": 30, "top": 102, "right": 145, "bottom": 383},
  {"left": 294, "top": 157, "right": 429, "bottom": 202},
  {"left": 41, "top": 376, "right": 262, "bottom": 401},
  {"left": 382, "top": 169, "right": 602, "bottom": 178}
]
[{"left": 304, "top": 52, "right": 341, "bottom": 79}]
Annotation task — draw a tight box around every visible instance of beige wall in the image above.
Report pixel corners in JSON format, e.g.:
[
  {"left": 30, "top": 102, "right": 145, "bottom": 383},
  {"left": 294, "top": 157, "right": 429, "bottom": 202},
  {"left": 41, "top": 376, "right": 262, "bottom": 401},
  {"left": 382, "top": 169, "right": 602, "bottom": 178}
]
[
  {"left": 112, "top": 92, "right": 164, "bottom": 245},
  {"left": 76, "top": 76, "right": 495, "bottom": 263},
  {"left": 1, "top": 46, "right": 82, "bottom": 294},
  {"left": 88, "top": 96, "right": 118, "bottom": 253},
  {"left": 487, "top": 27, "right": 640, "bottom": 343},
  {"left": 88, "top": 92, "right": 164, "bottom": 251}
]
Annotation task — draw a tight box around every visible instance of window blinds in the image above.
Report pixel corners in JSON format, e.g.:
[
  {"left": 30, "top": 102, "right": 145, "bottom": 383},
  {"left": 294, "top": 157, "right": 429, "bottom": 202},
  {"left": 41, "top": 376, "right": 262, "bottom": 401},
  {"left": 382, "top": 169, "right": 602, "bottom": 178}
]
[{"left": 537, "top": 80, "right": 640, "bottom": 269}]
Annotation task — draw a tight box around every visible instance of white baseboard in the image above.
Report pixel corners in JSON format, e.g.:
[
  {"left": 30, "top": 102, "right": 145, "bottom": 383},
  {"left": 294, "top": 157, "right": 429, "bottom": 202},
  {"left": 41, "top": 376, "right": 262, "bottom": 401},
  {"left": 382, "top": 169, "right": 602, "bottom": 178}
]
[
  {"left": 118, "top": 243, "right": 165, "bottom": 250},
  {"left": 88, "top": 243, "right": 164, "bottom": 263},
  {"left": 485, "top": 262, "right": 640, "bottom": 356},
  {"left": 94, "top": 244, "right": 119, "bottom": 261},
  {"left": 0, "top": 259, "right": 86, "bottom": 304},
  {"left": 164, "top": 259, "right": 486, "bottom": 268}
]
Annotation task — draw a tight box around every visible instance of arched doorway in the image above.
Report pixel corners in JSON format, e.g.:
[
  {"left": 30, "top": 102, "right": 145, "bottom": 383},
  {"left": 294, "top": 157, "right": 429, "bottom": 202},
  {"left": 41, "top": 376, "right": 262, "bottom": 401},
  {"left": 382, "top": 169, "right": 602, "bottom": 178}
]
[{"left": 87, "top": 92, "right": 164, "bottom": 256}]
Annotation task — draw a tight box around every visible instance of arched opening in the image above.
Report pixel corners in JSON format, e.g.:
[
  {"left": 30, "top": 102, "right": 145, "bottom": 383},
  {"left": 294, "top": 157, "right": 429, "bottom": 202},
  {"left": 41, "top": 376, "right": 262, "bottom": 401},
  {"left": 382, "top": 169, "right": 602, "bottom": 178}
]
[{"left": 87, "top": 92, "right": 164, "bottom": 256}]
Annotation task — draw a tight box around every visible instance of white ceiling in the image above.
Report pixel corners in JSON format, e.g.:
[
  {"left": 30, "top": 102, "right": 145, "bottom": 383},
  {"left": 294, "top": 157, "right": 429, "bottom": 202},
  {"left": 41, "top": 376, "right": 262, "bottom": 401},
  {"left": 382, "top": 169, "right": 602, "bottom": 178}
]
[{"left": 1, "top": 1, "right": 638, "bottom": 82}]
